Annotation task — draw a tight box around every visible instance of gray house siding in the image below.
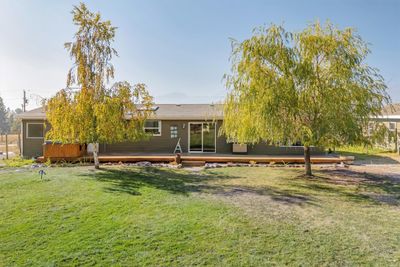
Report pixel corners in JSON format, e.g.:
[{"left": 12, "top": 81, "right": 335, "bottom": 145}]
[
  {"left": 100, "top": 120, "right": 231, "bottom": 154},
  {"left": 21, "top": 119, "right": 49, "bottom": 158},
  {"left": 100, "top": 120, "right": 324, "bottom": 155},
  {"left": 248, "top": 143, "right": 323, "bottom": 155}
]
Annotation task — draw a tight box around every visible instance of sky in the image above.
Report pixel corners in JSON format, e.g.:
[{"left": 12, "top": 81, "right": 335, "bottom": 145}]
[{"left": 0, "top": 0, "right": 399, "bottom": 110}]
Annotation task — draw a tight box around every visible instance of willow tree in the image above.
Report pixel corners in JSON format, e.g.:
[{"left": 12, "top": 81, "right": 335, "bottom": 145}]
[
  {"left": 222, "top": 22, "right": 390, "bottom": 176},
  {"left": 46, "top": 3, "right": 153, "bottom": 168}
]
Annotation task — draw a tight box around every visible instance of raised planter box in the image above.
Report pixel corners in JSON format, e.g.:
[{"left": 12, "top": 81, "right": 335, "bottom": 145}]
[{"left": 43, "top": 142, "right": 87, "bottom": 161}]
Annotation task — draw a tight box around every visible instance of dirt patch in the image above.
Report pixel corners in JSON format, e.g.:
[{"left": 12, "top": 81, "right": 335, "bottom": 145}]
[
  {"left": 200, "top": 165, "right": 400, "bottom": 217},
  {"left": 296, "top": 169, "right": 371, "bottom": 186},
  {"left": 349, "top": 165, "right": 400, "bottom": 182},
  {"left": 213, "top": 186, "right": 313, "bottom": 205}
]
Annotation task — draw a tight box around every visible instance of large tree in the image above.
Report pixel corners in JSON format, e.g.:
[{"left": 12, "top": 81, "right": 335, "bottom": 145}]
[
  {"left": 46, "top": 3, "right": 154, "bottom": 168},
  {"left": 222, "top": 22, "right": 390, "bottom": 176},
  {"left": 0, "top": 96, "right": 10, "bottom": 134}
]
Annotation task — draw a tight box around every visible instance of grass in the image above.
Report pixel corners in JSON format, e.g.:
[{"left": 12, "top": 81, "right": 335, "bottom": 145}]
[
  {"left": 337, "top": 145, "right": 400, "bottom": 164},
  {"left": 337, "top": 144, "right": 393, "bottom": 155},
  {"left": 1, "top": 165, "right": 399, "bottom": 266}
]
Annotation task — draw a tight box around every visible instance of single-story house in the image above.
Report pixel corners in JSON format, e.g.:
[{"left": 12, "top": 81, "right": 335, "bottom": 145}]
[{"left": 18, "top": 104, "right": 323, "bottom": 158}]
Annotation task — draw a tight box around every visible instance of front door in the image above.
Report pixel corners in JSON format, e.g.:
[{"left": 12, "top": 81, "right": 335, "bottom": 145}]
[{"left": 189, "top": 122, "right": 216, "bottom": 153}]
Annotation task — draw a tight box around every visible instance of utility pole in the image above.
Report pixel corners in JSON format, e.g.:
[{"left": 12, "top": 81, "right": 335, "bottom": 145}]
[{"left": 22, "top": 90, "right": 28, "bottom": 112}]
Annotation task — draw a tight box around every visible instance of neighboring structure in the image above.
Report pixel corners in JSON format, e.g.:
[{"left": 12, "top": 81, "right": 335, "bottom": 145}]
[
  {"left": 369, "top": 103, "right": 400, "bottom": 151},
  {"left": 18, "top": 104, "right": 323, "bottom": 158}
]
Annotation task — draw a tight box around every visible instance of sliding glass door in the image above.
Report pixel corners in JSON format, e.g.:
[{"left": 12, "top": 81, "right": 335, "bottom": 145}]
[
  {"left": 189, "top": 122, "right": 216, "bottom": 153},
  {"left": 202, "top": 123, "right": 216, "bottom": 152},
  {"left": 189, "top": 123, "right": 202, "bottom": 152}
]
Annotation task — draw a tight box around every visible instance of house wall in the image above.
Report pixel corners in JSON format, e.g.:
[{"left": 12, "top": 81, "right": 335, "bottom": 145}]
[
  {"left": 21, "top": 118, "right": 324, "bottom": 157},
  {"left": 247, "top": 143, "right": 323, "bottom": 155},
  {"left": 100, "top": 120, "right": 324, "bottom": 155},
  {"left": 99, "top": 120, "right": 231, "bottom": 154},
  {"left": 369, "top": 119, "right": 400, "bottom": 150},
  {"left": 21, "top": 119, "right": 49, "bottom": 158}
]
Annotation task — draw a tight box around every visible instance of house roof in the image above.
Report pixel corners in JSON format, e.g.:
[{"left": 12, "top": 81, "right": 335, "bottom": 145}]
[
  {"left": 382, "top": 104, "right": 400, "bottom": 116},
  {"left": 17, "top": 104, "right": 224, "bottom": 120},
  {"left": 16, "top": 107, "right": 46, "bottom": 120},
  {"left": 373, "top": 104, "right": 400, "bottom": 120}
]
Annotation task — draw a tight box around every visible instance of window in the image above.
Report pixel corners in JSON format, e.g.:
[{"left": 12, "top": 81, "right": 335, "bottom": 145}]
[
  {"left": 389, "top": 122, "right": 396, "bottom": 132},
  {"left": 170, "top": 126, "right": 178, "bottom": 138},
  {"left": 144, "top": 120, "right": 161, "bottom": 136},
  {"left": 27, "top": 123, "right": 44, "bottom": 138}
]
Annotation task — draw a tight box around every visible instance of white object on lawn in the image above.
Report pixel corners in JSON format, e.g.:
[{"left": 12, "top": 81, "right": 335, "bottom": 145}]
[{"left": 87, "top": 143, "right": 97, "bottom": 154}]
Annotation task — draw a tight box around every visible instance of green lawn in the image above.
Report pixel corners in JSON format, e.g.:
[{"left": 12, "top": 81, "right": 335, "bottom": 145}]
[
  {"left": 1, "top": 166, "right": 399, "bottom": 266},
  {"left": 337, "top": 145, "right": 400, "bottom": 164}
]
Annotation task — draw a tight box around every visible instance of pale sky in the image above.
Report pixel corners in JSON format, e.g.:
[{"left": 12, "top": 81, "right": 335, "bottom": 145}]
[{"left": 0, "top": 0, "right": 399, "bottom": 110}]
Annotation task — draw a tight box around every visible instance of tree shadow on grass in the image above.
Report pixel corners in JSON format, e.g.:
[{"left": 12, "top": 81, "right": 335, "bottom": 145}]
[
  {"left": 209, "top": 184, "right": 316, "bottom": 206},
  {"left": 80, "top": 166, "right": 400, "bottom": 206},
  {"left": 293, "top": 169, "right": 400, "bottom": 206},
  {"left": 80, "top": 167, "right": 229, "bottom": 196},
  {"left": 79, "top": 166, "right": 316, "bottom": 206}
]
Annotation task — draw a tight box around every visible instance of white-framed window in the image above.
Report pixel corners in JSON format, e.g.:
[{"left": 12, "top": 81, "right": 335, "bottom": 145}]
[
  {"left": 389, "top": 122, "right": 396, "bottom": 132},
  {"left": 170, "top": 125, "right": 178, "bottom": 138},
  {"left": 26, "top": 123, "right": 44, "bottom": 139},
  {"left": 144, "top": 120, "right": 161, "bottom": 136}
]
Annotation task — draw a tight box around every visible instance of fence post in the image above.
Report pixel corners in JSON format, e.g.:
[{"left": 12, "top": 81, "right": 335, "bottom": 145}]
[
  {"left": 5, "top": 134, "right": 8, "bottom": 160},
  {"left": 396, "top": 128, "right": 399, "bottom": 154},
  {"left": 17, "top": 133, "right": 21, "bottom": 156}
]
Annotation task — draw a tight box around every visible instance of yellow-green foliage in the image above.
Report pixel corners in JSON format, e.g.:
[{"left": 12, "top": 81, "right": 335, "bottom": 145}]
[
  {"left": 222, "top": 21, "right": 390, "bottom": 148},
  {"left": 1, "top": 157, "right": 34, "bottom": 168},
  {"left": 45, "top": 3, "right": 154, "bottom": 146}
]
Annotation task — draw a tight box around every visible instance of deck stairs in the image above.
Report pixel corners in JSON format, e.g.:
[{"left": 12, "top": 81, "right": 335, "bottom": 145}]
[{"left": 181, "top": 160, "right": 206, "bottom": 167}]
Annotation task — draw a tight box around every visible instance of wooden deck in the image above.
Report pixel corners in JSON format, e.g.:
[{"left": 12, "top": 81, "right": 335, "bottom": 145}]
[{"left": 37, "top": 153, "right": 354, "bottom": 164}]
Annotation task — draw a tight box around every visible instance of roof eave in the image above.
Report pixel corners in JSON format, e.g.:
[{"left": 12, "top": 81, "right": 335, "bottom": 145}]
[{"left": 371, "top": 115, "right": 400, "bottom": 120}]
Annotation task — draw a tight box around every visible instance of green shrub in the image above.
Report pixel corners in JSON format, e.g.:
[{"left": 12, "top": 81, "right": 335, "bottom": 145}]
[{"left": 0, "top": 157, "right": 34, "bottom": 168}]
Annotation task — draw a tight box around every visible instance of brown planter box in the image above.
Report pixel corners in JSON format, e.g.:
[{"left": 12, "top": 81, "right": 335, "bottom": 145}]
[{"left": 43, "top": 143, "right": 87, "bottom": 161}]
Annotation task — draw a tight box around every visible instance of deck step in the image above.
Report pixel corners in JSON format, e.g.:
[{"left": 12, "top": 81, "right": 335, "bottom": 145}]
[
  {"left": 35, "top": 155, "right": 350, "bottom": 165},
  {"left": 181, "top": 160, "right": 206, "bottom": 167}
]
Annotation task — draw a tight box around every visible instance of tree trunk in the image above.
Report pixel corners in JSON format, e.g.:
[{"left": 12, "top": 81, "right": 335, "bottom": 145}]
[
  {"left": 93, "top": 143, "right": 100, "bottom": 169},
  {"left": 304, "top": 145, "right": 312, "bottom": 176}
]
